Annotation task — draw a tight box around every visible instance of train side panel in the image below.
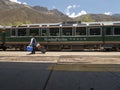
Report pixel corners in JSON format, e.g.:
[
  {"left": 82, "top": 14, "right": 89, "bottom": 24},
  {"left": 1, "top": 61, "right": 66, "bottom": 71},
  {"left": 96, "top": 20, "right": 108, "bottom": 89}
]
[{"left": 1, "top": 22, "right": 120, "bottom": 51}]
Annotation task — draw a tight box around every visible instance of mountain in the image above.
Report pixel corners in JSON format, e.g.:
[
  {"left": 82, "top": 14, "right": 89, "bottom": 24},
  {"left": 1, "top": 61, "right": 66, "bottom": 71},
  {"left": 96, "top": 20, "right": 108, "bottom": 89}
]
[
  {"left": 0, "top": 0, "right": 72, "bottom": 25},
  {"left": 0, "top": 0, "right": 120, "bottom": 25},
  {"left": 74, "top": 14, "right": 120, "bottom": 22},
  {"left": 33, "top": 6, "right": 71, "bottom": 22},
  {"left": 112, "top": 14, "right": 120, "bottom": 19}
]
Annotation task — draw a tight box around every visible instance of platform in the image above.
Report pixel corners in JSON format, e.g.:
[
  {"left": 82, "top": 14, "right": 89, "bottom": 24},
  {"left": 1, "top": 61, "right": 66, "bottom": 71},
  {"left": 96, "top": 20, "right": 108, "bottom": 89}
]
[{"left": 0, "top": 51, "right": 120, "bottom": 64}]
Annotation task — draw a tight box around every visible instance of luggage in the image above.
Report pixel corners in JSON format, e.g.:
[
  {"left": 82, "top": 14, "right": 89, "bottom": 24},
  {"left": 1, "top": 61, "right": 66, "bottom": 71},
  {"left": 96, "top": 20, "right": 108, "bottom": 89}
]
[
  {"left": 36, "top": 43, "right": 46, "bottom": 54},
  {"left": 26, "top": 46, "right": 33, "bottom": 51},
  {"left": 40, "top": 46, "right": 46, "bottom": 54}
]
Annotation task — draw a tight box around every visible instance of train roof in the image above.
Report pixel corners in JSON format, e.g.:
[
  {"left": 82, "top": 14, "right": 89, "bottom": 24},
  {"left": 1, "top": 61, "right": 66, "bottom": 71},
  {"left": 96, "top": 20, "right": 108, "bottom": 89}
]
[
  {"left": 21, "top": 21, "right": 120, "bottom": 27},
  {"left": 0, "top": 26, "right": 11, "bottom": 28},
  {"left": 1, "top": 21, "right": 120, "bottom": 29},
  {"left": 22, "top": 22, "right": 62, "bottom": 27},
  {"left": 82, "top": 21, "right": 120, "bottom": 26}
]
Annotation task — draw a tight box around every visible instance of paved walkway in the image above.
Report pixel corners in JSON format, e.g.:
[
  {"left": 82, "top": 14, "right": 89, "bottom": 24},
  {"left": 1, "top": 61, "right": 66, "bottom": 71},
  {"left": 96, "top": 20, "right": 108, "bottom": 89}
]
[
  {"left": 0, "top": 51, "right": 120, "bottom": 56},
  {"left": 0, "top": 51, "right": 120, "bottom": 64},
  {"left": 0, "top": 52, "right": 120, "bottom": 90}
]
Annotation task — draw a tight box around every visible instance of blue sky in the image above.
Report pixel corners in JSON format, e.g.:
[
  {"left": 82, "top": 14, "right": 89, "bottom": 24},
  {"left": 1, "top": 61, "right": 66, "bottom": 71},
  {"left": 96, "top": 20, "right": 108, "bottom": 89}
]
[{"left": 10, "top": 0, "right": 120, "bottom": 18}]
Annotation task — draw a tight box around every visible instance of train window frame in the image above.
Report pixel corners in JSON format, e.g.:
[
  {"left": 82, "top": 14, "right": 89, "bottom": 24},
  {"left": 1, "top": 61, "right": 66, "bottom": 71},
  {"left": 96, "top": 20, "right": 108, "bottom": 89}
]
[
  {"left": 104, "top": 27, "right": 113, "bottom": 36},
  {"left": 75, "top": 27, "right": 87, "bottom": 36},
  {"left": 41, "top": 28, "right": 48, "bottom": 36},
  {"left": 17, "top": 28, "right": 27, "bottom": 36},
  {"left": 88, "top": 27, "right": 102, "bottom": 36},
  {"left": 61, "top": 27, "right": 73, "bottom": 36},
  {"left": 11, "top": 28, "right": 16, "bottom": 36},
  {"left": 49, "top": 27, "right": 60, "bottom": 37},
  {"left": 29, "top": 28, "right": 40, "bottom": 36},
  {"left": 113, "top": 27, "right": 120, "bottom": 36}
]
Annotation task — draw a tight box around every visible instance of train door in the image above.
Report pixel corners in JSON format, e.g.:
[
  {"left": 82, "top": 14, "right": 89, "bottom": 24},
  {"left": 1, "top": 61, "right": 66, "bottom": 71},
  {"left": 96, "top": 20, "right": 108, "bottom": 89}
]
[
  {"left": 0, "top": 27, "right": 6, "bottom": 50},
  {"left": 41, "top": 28, "right": 48, "bottom": 37},
  {"left": 0, "top": 28, "right": 1, "bottom": 49}
]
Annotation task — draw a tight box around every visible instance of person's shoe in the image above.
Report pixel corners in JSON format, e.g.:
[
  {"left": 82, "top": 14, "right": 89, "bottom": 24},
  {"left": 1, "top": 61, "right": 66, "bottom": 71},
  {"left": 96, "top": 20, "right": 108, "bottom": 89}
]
[{"left": 27, "top": 53, "right": 33, "bottom": 55}]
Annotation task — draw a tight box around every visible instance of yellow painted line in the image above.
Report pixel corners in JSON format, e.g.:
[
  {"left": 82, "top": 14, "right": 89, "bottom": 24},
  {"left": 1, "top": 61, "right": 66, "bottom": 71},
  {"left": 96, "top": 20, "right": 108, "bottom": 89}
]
[{"left": 48, "top": 64, "right": 120, "bottom": 72}]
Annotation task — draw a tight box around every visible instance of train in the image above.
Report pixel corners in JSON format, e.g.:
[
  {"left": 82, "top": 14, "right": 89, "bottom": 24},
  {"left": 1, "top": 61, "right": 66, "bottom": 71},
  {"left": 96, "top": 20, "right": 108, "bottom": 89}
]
[{"left": 0, "top": 21, "right": 120, "bottom": 51}]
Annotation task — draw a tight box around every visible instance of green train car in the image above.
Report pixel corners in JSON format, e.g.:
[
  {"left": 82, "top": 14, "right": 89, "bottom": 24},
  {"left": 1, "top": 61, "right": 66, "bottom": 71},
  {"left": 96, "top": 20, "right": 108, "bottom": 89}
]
[{"left": 0, "top": 21, "right": 120, "bottom": 51}]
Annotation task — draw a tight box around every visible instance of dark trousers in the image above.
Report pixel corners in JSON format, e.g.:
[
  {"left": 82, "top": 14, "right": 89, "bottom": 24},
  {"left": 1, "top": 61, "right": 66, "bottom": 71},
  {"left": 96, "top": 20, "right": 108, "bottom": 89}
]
[{"left": 31, "top": 46, "right": 36, "bottom": 54}]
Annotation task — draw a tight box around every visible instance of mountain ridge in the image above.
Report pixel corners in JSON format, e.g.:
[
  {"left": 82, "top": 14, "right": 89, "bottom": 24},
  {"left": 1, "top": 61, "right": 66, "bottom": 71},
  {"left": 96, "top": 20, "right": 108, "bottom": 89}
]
[
  {"left": 74, "top": 14, "right": 120, "bottom": 22},
  {"left": 0, "top": 0, "right": 120, "bottom": 25},
  {"left": 0, "top": 0, "right": 72, "bottom": 25}
]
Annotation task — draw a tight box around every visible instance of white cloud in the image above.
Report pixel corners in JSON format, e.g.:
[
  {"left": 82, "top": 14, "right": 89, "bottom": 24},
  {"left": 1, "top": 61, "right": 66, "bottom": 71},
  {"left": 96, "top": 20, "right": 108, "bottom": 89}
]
[
  {"left": 67, "top": 5, "right": 72, "bottom": 9},
  {"left": 104, "top": 12, "right": 112, "bottom": 15},
  {"left": 52, "top": 6, "right": 56, "bottom": 9},
  {"left": 22, "top": 2, "right": 27, "bottom": 5},
  {"left": 69, "top": 10, "right": 87, "bottom": 18},
  {"left": 9, "top": 0, "right": 27, "bottom": 5},
  {"left": 65, "top": 5, "right": 87, "bottom": 18}
]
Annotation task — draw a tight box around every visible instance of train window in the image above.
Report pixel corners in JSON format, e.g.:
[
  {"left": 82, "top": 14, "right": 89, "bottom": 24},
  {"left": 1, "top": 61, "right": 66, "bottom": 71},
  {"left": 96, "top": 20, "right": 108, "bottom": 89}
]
[
  {"left": 76, "top": 27, "right": 86, "bottom": 36},
  {"left": 18, "top": 28, "right": 27, "bottom": 36},
  {"left": 105, "top": 27, "right": 113, "bottom": 35},
  {"left": 29, "top": 28, "right": 39, "bottom": 36},
  {"left": 49, "top": 28, "right": 59, "bottom": 36},
  {"left": 114, "top": 27, "right": 120, "bottom": 35},
  {"left": 41, "top": 28, "right": 47, "bottom": 36},
  {"left": 11, "top": 29, "right": 16, "bottom": 36},
  {"left": 62, "top": 27, "right": 72, "bottom": 36},
  {"left": 89, "top": 28, "right": 101, "bottom": 35}
]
